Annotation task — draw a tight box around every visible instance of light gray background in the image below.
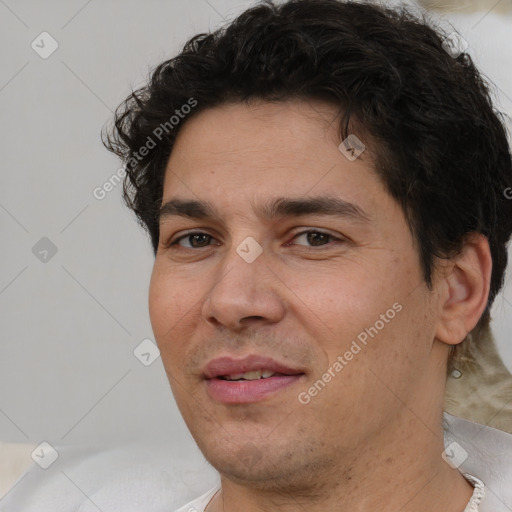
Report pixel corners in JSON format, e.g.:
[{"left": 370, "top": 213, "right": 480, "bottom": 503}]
[{"left": 1, "top": 0, "right": 511, "bottom": 449}]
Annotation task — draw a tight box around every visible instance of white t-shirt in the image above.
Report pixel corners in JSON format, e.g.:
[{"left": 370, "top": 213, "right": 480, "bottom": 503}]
[
  {"left": 174, "top": 485, "right": 218, "bottom": 512},
  {"left": 175, "top": 472, "right": 485, "bottom": 512}
]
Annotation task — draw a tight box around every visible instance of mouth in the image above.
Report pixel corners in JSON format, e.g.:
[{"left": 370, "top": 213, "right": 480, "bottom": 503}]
[
  {"left": 218, "top": 369, "right": 292, "bottom": 380},
  {"left": 203, "top": 355, "right": 306, "bottom": 404}
]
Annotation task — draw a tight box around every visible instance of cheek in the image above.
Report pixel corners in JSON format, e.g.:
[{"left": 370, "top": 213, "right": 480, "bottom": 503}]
[
  {"left": 148, "top": 264, "right": 208, "bottom": 376},
  {"left": 148, "top": 280, "right": 184, "bottom": 382},
  {"left": 148, "top": 265, "right": 190, "bottom": 343},
  {"left": 303, "top": 263, "right": 419, "bottom": 376},
  {"left": 148, "top": 266, "right": 167, "bottom": 338},
  {"left": 292, "top": 265, "right": 395, "bottom": 339}
]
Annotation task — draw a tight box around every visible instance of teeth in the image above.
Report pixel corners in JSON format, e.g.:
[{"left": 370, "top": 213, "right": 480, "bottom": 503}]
[{"left": 223, "top": 369, "right": 276, "bottom": 381}]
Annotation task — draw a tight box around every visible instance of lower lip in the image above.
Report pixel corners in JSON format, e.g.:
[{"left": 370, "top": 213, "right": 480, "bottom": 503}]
[{"left": 205, "top": 375, "right": 304, "bottom": 404}]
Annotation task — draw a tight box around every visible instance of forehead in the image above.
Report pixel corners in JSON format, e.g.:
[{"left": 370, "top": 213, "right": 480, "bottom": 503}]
[
  {"left": 160, "top": 99, "right": 397, "bottom": 226},
  {"left": 167, "top": 99, "right": 352, "bottom": 169}
]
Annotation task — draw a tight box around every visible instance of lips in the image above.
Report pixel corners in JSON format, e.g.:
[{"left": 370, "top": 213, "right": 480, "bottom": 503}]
[
  {"left": 202, "top": 354, "right": 306, "bottom": 404},
  {"left": 203, "top": 354, "right": 305, "bottom": 380}
]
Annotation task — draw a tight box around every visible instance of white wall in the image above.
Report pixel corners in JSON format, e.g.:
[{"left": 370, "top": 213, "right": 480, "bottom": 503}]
[{"left": 0, "top": 0, "right": 511, "bottom": 448}]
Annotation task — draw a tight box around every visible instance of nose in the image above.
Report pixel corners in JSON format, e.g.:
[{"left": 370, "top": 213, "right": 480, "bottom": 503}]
[{"left": 201, "top": 241, "right": 286, "bottom": 332}]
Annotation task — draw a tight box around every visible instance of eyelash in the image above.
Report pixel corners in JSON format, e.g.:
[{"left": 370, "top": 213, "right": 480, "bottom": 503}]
[{"left": 166, "top": 229, "right": 344, "bottom": 250}]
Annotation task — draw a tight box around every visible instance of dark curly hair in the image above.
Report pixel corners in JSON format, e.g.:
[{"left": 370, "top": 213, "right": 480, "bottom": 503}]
[{"left": 103, "top": 0, "right": 512, "bottom": 340}]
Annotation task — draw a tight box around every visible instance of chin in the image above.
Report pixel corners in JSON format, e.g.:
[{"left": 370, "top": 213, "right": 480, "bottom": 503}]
[{"left": 198, "top": 436, "right": 282, "bottom": 479}]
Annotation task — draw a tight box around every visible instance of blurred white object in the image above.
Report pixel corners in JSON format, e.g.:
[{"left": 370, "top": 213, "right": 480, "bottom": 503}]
[
  {"left": 445, "top": 323, "right": 512, "bottom": 434},
  {"left": 0, "top": 442, "right": 218, "bottom": 512},
  {"left": 0, "top": 442, "right": 37, "bottom": 500},
  {"left": 417, "top": 0, "right": 512, "bottom": 14}
]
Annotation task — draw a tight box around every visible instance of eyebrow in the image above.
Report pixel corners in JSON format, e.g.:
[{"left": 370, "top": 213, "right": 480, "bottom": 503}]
[{"left": 158, "top": 196, "right": 372, "bottom": 224}]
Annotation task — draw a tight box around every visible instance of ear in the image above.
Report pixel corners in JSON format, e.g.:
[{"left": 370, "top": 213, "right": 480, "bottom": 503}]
[{"left": 434, "top": 233, "right": 492, "bottom": 346}]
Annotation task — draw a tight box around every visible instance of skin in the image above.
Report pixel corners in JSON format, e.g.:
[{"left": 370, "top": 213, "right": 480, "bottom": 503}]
[{"left": 148, "top": 99, "right": 492, "bottom": 511}]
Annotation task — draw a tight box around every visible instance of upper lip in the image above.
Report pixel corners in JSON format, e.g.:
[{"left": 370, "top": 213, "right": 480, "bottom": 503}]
[{"left": 203, "top": 354, "right": 306, "bottom": 379}]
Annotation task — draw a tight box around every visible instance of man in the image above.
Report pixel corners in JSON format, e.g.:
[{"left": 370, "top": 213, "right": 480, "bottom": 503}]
[{"left": 103, "top": 0, "right": 512, "bottom": 510}]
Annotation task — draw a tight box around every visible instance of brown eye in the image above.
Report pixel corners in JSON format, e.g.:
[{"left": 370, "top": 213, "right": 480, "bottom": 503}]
[
  {"left": 171, "top": 232, "right": 214, "bottom": 249},
  {"left": 291, "top": 230, "right": 341, "bottom": 248}
]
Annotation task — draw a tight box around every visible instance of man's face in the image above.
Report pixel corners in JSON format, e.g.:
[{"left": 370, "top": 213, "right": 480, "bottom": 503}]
[{"left": 149, "top": 100, "right": 446, "bottom": 486}]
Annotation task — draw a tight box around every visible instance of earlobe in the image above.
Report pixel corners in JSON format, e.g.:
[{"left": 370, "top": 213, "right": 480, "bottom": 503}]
[{"left": 435, "top": 233, "right": 492, "bottom": 346}]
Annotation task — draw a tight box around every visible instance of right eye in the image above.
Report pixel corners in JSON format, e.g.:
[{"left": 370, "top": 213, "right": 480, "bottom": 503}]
[{"left": 169, "top": 231, "right": 217, "bottom": 249}]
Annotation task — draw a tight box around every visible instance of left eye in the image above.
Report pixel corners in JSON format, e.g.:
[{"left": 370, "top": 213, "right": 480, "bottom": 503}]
[
  {"left": 169, "top": 230, "right": 341, "bottom": 249},
  {"left": 288, "top": 230, "right": 340, "bottom": 247}
]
